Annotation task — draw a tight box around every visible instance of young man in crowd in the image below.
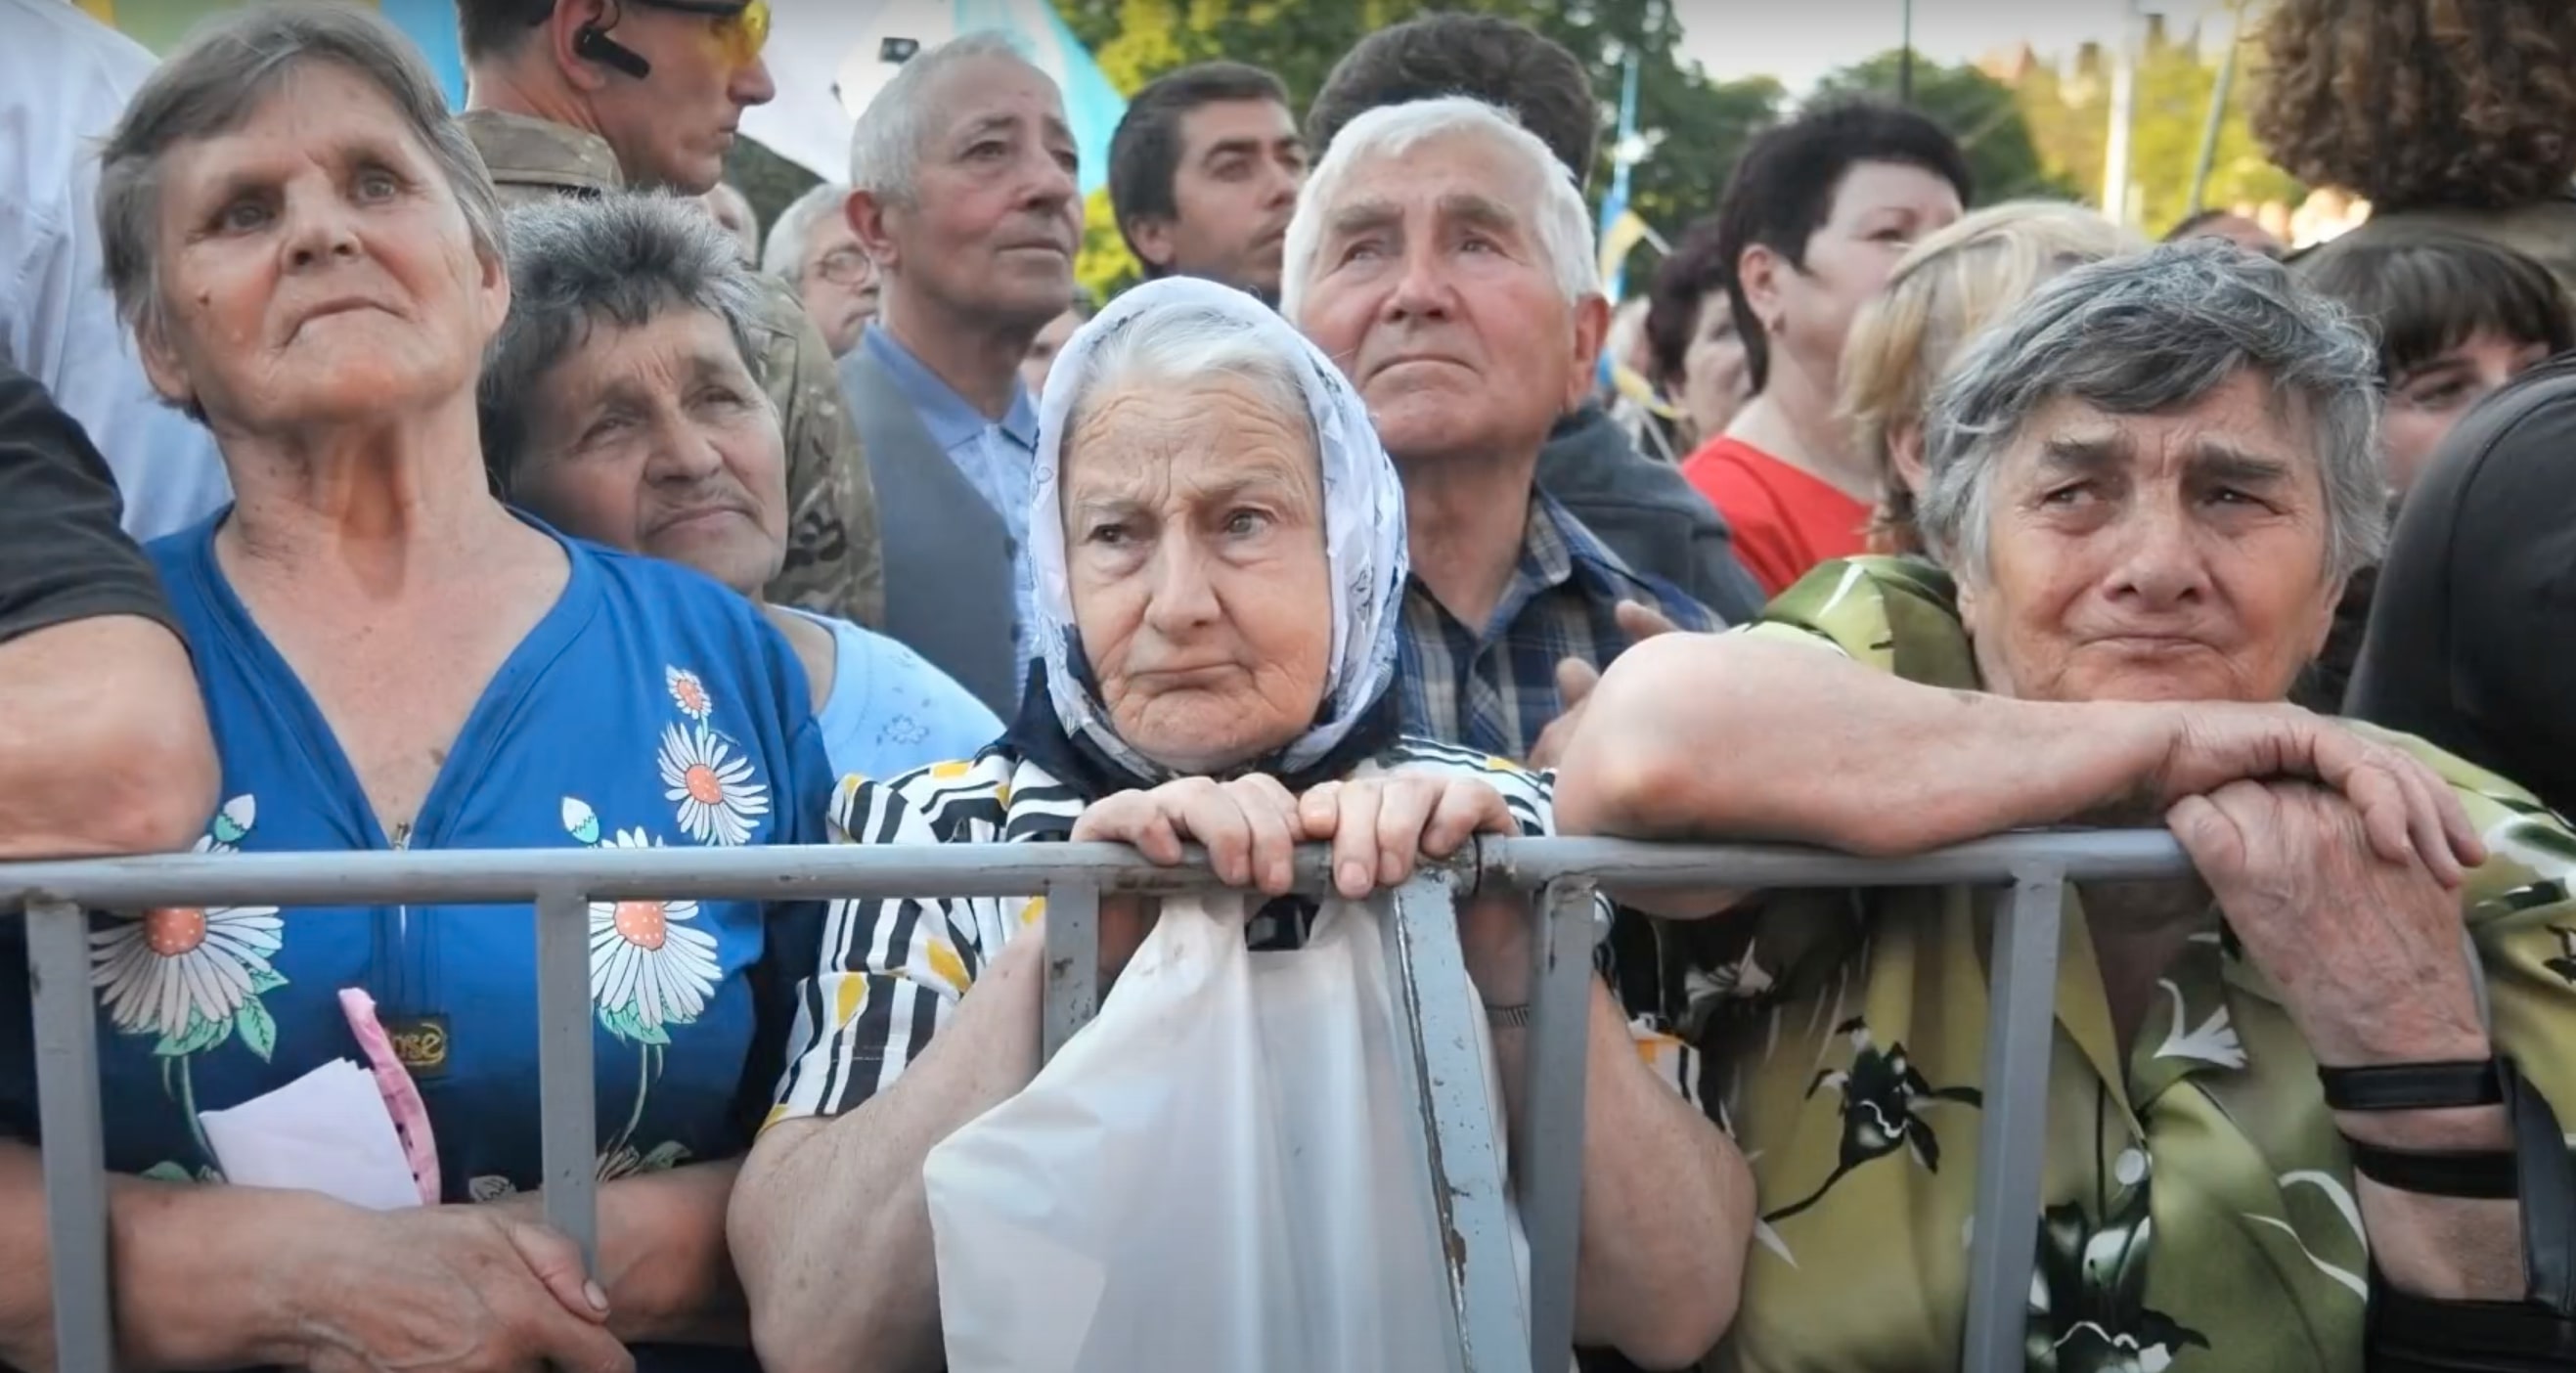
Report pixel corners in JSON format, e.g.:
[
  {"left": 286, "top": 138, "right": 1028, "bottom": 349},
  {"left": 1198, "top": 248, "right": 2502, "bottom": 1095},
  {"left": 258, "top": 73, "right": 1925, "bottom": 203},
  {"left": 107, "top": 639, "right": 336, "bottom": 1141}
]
[
  {"left": 454, "top": 0, "right": 885, "bottom": 628},
  {"left": 1107, "top": 62, "right": 1307, "bottom": 304}
]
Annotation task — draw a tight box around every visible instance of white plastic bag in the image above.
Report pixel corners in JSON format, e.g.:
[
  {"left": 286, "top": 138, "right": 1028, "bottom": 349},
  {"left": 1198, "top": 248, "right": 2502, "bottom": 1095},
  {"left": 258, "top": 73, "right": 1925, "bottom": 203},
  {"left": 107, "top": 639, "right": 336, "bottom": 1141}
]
[{"left": 924, "top": 892, "right": 1525, "bottom": 1373}]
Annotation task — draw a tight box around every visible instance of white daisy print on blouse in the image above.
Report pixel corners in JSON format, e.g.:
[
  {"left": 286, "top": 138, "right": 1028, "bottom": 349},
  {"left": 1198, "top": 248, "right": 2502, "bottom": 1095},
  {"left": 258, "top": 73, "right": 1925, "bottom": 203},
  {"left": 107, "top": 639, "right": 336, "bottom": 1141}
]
[
  {"left": 88, "top": 795, "right": 287, "bottom": 1060},
  {"left": 658, "top": 721, "right": 768, "bottom": 846},
  {"left": 587, "top": 827, "right": 724, "bottom": 1042},
  {"left": 667, "top": 666, "right": 713, "bottom": 724}
]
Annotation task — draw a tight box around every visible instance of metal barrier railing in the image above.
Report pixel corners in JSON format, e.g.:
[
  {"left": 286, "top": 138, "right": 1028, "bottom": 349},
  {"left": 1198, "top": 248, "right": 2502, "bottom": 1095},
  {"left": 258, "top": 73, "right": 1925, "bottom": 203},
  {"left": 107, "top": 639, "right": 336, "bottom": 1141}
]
[{"left": 0, "top": 829, "right": 2191, "bottom": 1373}]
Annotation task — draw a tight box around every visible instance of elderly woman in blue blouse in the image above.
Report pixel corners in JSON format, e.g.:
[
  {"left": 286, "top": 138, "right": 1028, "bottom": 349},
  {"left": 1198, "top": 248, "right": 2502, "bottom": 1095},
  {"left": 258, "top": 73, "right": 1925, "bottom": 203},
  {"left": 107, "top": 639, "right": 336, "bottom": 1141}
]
[
  {"left": 726, "top": 277, "right": 1755, "bottom": 1373},
  {"left": 478, "top": 193, "right": 999, "bottom": 782},
  {"left": 0, "top": 9, "right": 824, "bottom": 1372}
]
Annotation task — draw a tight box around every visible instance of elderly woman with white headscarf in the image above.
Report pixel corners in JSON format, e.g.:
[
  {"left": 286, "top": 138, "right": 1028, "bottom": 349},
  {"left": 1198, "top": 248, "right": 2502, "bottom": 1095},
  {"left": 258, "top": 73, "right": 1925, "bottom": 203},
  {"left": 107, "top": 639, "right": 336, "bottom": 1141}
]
[{"left": 729, "top": 278, "right": 1754, "bottom": 1373}]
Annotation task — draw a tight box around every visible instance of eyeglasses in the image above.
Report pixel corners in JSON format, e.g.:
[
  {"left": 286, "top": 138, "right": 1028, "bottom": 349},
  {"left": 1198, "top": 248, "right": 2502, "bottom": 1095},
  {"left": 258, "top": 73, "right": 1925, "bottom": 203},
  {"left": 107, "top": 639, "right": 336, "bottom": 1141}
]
[
  {"left": 630, "top": 0, "right": 772, "bottom": 68},
  {"left": 810, "top": 248, "right": 872, "bottom": 286}
]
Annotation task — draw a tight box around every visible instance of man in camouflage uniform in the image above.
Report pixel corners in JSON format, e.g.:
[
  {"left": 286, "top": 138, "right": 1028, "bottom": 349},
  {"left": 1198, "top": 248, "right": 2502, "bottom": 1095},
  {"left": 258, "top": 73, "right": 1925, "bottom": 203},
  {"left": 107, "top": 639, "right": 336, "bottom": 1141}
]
[{"left": 454, "top": 0, "right": 882, "bottom": 627}]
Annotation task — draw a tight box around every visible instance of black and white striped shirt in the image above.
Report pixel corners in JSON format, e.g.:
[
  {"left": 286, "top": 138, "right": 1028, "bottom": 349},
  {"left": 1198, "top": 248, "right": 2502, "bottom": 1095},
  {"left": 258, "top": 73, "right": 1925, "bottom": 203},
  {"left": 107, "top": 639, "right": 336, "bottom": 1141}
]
[{"left": 764, "top": 735, "right": 1563, "bottom": 1125}]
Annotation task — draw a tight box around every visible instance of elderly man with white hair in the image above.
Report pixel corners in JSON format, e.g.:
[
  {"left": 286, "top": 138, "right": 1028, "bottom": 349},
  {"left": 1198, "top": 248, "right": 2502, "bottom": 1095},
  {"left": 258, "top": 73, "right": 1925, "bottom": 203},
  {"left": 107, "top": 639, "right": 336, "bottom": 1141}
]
[
  {"left": 1281, "top": 97, "right": 1720, "bottom": 766},
  {"left": 829, "top": 32, "right": 1082, "bottom": 716},
  {"left": 766, "top": 180, "right": 878, "bottom": 359}
]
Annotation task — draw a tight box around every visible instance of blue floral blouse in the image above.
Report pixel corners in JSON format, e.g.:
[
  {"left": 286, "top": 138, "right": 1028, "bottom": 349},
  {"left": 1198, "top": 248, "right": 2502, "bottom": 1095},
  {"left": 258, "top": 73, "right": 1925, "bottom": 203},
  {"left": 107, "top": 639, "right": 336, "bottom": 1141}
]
[{"left": 0, "top": 516, "right": 831, "bottom": 1279}]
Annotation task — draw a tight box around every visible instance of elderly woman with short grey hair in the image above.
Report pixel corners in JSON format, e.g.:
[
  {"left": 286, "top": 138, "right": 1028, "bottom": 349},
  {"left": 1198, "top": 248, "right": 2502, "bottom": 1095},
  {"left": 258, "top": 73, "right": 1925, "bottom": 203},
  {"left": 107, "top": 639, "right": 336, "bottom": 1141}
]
[
  {"left": 1554, "top": 242, "right": 2576, "bottom": 1370},
  {"left": 729, "top": 276, "right": 1755, "bottom": 1373},
  {"left": 0, "top": 7, "right": 836, "bottom": 1371},
  {"left": 482, "top": 193, "right": 998, "bottom": 782}
]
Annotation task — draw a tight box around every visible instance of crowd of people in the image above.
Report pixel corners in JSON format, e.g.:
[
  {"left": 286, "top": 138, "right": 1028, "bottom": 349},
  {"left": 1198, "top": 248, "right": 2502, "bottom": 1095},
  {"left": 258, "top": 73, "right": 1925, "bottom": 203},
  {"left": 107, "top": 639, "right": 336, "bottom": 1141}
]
[{"left": 2, "top": 0, "right": 2575, "bottom": 1369}]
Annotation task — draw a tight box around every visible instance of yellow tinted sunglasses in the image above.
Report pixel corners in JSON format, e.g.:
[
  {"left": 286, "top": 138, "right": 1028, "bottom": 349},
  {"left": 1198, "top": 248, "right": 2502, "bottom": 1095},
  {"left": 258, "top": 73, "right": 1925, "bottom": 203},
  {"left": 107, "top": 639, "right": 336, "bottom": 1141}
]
[{"left": 631, "top": 0, "right": 771, "bottom": 68}]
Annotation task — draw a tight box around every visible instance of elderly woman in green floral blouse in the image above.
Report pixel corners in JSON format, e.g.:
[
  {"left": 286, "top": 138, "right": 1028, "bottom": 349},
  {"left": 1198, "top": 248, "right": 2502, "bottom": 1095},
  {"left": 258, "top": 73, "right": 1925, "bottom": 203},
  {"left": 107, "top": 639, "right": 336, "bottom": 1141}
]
[{"left": 1557, "top": 243, "right": 2576, "bottom": 1372}]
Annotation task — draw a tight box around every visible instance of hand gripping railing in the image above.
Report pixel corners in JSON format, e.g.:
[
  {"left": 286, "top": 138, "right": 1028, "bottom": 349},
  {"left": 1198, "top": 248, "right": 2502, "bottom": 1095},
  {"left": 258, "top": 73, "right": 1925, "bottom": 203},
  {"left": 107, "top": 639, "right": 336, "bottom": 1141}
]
[{"left": 0, "top": 829, "right": 2189, "bottom": 1373}]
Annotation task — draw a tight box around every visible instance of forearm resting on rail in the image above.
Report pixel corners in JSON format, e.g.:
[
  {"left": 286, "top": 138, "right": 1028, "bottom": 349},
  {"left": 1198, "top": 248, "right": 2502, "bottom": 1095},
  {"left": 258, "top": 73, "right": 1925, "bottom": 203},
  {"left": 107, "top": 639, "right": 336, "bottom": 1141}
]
[
  {"left": 1552, "top": 633, "right": 2171, "bottom": 854},
  {"left": 0, "top": 1140, "right": 308, "bottom": 1371}
]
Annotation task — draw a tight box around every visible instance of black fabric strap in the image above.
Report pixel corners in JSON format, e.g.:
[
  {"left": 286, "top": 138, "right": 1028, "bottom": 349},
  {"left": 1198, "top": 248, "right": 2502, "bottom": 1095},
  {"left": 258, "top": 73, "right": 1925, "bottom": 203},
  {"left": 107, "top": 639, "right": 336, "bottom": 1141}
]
[
  {"left": 2349, "top": 1142, "right": 2519, "bottom": 1199},
  {"left": 2322, "top": 1058, "right": 2505, "bottom": 1112},
  {"left": 2369, "top": 1286, "right": 2576, "bottom": 1372},
  {"left": 2503, "top": 1059, "right": 2576, "bottom": 1313},
  {"left": 2362, "top": 1059, "right": 2576, "bottom": 1370}
]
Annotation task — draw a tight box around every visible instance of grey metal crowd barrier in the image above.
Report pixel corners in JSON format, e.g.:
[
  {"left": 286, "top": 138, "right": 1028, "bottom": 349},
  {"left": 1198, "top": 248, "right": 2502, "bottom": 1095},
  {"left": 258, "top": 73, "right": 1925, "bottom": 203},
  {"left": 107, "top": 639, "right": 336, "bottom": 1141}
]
[{"left": 0, "top": 828, "right": 2190, "bottom": 1373}]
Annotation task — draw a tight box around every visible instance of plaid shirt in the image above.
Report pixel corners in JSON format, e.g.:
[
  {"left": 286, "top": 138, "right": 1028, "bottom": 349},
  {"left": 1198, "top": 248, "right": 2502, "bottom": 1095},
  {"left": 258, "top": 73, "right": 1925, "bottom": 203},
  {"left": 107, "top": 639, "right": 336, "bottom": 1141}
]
[{"left": 1398, "top": 493, "right": 1722, "bottom": 761}]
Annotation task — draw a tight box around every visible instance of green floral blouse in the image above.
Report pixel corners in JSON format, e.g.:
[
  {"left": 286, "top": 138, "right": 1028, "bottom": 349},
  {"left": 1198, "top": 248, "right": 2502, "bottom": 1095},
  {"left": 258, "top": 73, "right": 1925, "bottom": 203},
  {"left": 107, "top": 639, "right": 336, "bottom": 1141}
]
[{"left": 1649, "top": 557, "right": 2576, "bottom": 1373}]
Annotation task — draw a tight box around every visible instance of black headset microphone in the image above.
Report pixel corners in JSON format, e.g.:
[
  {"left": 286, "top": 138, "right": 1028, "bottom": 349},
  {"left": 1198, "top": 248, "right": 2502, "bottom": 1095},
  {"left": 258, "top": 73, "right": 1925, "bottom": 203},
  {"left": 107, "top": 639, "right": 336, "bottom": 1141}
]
[{"left": 573, "top": 20, "right": 654, "bottom": 80}]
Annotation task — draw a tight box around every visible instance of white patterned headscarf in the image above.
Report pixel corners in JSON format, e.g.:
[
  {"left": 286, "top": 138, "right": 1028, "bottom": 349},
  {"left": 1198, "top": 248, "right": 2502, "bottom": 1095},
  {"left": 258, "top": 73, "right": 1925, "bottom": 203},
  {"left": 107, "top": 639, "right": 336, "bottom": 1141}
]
[{"left": 1026, "top": 277, "right": 1408, "bottom": 785}]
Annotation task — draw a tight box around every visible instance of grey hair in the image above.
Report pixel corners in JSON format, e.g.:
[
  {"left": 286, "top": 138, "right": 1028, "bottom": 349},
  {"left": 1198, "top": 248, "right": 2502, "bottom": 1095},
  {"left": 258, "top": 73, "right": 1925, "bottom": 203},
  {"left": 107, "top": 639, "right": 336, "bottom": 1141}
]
[
  {"left": 98, "top": 3, "right": 504, "bottom": 356},
  {"left": 1918, "top": 240, "right": 2388, "bottom": 583},
  {"left": 1281, "top": 96, "right": 1599, "bottom": 326},
  {"left": 848, "top": 31, "right": 1046, "bottom": 205},
  {"left": 1059, "top": 304, "right": 1317, "bottom": 467},
  {"left": 762, "top": 181, "right": 853, "bottom": 281},
  {"left": 477, "top": 194, "right": 762, "bottom": 492}
]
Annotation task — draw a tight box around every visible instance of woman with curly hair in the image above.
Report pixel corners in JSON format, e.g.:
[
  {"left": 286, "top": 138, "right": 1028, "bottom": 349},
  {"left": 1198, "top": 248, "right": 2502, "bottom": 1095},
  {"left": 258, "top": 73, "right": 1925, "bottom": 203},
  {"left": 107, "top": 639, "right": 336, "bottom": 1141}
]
[{"left": 2253, "top": 0, "right": 2576, "bottom": 292}]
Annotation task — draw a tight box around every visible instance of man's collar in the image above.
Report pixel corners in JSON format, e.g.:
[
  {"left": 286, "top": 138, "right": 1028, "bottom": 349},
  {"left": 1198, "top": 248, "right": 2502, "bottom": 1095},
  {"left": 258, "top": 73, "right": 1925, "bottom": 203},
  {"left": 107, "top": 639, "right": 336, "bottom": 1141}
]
[
  {"left": 456, "top": 109, "right": 625, "bottom": 199},
  {"left": 861, "top": 326, "right": 1039, "bottom": 452},
  {"left": 1519, "top": 490, "right": 1665, "bottom": 603}
]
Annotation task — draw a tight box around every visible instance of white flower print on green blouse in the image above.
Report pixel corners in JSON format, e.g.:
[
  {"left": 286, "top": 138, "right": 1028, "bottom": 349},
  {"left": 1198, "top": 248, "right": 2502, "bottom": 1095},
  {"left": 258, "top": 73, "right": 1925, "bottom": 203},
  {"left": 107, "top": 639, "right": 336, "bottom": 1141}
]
[{"left": 87, "top": 795, "right": 281, "bottom": 1174}]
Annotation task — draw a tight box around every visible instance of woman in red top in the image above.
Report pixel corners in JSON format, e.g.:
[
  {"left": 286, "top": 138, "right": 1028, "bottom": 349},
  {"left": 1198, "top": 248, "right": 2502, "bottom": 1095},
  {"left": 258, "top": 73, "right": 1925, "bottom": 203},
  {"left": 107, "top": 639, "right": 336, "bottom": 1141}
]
[{"left": 1678, "top": 102, "right": 1967, "bottom": 597}]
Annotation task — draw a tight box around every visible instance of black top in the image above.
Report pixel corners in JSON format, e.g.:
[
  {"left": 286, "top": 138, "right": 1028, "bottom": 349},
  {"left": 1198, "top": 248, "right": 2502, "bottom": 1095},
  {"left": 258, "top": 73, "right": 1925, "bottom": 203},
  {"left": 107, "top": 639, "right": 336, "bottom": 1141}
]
[
  {"left": 0, "top": 364, "right": 175, "bottom": 645},
  {"left": 1537, "top": 403, "right": 1767, "bottom": 625},
  {"left": 2348, "top": 353, "right": 2576, "bottom": 818}
]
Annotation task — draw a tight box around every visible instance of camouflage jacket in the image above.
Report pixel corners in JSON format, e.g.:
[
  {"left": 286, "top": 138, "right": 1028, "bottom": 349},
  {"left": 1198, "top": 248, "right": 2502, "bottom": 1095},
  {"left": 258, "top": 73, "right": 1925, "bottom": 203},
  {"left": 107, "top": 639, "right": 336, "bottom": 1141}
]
[{"left": 459, "top": 110, "right": 884, "bottom": 627}]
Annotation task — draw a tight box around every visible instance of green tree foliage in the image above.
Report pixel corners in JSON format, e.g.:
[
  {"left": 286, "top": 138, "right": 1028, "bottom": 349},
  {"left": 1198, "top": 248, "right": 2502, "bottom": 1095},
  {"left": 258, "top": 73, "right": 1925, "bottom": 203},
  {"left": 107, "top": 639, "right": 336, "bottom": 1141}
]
[
  {"left": 2009, "top": 24, "right": 2300, "bottom": 236},
  {"left": 1057, "top": 0, "right": 1788, "bottom": 303},
  {"left": 1810, "top": 51, "right": 2078, "bottom": 203}
]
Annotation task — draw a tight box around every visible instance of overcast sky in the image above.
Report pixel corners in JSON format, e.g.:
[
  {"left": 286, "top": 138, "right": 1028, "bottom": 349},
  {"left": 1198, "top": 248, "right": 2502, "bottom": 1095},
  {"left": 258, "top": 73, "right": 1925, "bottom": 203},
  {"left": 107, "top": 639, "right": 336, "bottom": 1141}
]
[{"left": 1675, "top": 0, "right": 2230, "bottom": 95}]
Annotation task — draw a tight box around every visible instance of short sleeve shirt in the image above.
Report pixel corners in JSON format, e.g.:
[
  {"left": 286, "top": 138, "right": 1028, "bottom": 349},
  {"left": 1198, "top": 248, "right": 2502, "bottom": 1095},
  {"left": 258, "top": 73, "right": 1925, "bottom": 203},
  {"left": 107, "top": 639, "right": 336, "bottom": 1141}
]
[
  {"left": 782, "top": 607, "right": 1002, "bottom": 785},
  {"left": 1677, "top": 436, "right": 1872, "bottom": 598},
  {"left": 0, "top": 519, "right": 835, "bottom": 1229},
  {"left": 0, "top": 363, "right": 172, "bottom": 643}
]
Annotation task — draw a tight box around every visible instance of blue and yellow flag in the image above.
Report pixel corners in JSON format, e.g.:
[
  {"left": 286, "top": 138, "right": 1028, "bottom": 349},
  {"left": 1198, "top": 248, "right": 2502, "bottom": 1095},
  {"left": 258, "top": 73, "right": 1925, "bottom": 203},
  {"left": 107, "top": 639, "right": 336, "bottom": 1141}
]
[{"left": 1596, "top": 51, "right": 1643, "bottom": 304}]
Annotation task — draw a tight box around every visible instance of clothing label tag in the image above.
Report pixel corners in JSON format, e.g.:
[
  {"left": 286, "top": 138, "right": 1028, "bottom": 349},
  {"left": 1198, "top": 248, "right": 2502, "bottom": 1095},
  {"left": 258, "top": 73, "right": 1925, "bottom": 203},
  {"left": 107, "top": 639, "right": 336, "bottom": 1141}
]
[{"left": 384, "top": 1014, "right": 450, "bottom": 1078}]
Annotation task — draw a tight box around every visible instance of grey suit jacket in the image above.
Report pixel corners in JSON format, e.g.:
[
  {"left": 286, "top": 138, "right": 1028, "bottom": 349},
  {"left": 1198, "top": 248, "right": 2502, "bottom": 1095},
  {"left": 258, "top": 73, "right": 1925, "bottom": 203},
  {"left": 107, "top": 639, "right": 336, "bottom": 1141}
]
[{"left": 836, "top": 347, "right": 1023, "bottom": 716}]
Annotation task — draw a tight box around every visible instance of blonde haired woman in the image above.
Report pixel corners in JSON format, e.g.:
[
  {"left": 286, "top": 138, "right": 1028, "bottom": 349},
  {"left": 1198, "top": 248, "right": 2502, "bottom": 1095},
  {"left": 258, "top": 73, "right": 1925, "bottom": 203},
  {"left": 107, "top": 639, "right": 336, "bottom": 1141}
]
[{"left": 1838, "top": 201, "right": 2137, "bottom": 554}]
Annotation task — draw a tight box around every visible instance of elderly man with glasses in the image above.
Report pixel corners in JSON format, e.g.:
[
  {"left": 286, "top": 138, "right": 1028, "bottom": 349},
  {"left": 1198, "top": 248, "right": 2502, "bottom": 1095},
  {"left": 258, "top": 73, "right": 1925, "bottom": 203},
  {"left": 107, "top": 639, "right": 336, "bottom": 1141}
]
[
  {"left": 764, "top": 181, "right": 877, "bottom": 359},
  {"left": 456, "top": 0, "right": 887, "bottom": 631}
]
